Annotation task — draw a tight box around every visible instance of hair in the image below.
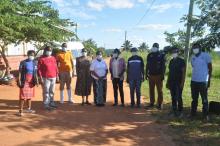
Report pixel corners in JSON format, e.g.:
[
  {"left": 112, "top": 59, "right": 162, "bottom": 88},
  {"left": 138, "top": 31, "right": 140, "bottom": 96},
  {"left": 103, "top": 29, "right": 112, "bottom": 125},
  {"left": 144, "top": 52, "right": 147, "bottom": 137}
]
[
  {"left": 153, "top": 43, "right": 159, "bottom": 48},
  {"left": 113, "top": 48, "right": 120, "bottom": 54},
  {"left": 27, "top": 50, "right": 35, "bottom": 56},
  {"left": 192, "top": 43, "right": 201, "bottom": 49},
  {"left": 96, "top": 50, "right": 102, "bottom": 55},
  {"left": 62, "top": 43, "right": 67, "bottom": 47},
  {"left": 43, "top": 46, "right": 52, "bottom": 55}
]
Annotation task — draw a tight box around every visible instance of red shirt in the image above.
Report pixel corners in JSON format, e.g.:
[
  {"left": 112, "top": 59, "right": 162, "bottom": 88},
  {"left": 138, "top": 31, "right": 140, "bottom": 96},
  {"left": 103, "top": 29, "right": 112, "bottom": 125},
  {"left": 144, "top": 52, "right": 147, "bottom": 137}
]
[{"left": 38, "top": 55, "right": 58, "bottom": 78}]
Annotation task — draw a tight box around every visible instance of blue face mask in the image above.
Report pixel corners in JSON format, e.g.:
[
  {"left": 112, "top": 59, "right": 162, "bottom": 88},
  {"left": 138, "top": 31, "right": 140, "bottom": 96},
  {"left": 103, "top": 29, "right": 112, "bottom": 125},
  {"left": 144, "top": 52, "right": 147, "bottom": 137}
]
[{"left": 62, "top": 47, "right": 67, "bottom": 52}]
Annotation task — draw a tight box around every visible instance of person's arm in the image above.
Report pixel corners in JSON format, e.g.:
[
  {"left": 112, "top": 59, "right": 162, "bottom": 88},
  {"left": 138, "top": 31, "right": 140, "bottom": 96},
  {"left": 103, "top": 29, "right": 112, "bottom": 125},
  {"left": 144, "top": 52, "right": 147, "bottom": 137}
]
[
  {"left": 208, "top": 62, "right": 212, "bottom": 88},
  {"left": 161, "top": 55, "right": 166, "bottom": 81},
  {"left": 126, "top": 59, "right": 130, "bottom": 83},
  {"left": 180, "top": 62, "right": 186, "bottom": 89},
  {"left": 119, "top": 58, "right": 126, "bottom": 78},
  {"left": 140, "top": 57, "right": 145, "bottom": 81},
  {"left": 18, "top": 62, "right": 23, "bottom": 87},
  {"left": 70, "top": 53, "right": 74, "bottom": 71},
  {"left": 37, "top": 58, "right": 43, "bottom": 83},
  {"left": 103, "top": 61, "right": 108, "bottom": 78},
  {"left": 90, "top": 61, "right": 100, "bottom": 79},
  {"left": 145, "top": 56, "right": 149, "bottom": 80},
  {"left": 109, "top": 58, "right": 113, "bottom": 79}
]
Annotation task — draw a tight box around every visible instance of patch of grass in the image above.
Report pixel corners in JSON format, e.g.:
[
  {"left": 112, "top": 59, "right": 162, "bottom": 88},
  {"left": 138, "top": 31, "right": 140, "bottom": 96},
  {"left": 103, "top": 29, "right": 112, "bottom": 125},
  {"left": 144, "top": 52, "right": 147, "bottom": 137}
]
[{"left": 121, "top": 51, "right": 220, "bottom": 146}]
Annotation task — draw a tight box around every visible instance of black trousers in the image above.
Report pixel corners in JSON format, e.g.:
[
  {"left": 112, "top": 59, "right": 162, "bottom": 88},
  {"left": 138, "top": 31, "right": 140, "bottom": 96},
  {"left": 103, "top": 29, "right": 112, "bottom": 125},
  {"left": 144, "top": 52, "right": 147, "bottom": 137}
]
[
  {"left": 191, "top": 81, "right": 209, "bottom": 115},
  {"left": 112, "top": 78, "right": 124, "bottom": 104},
  {"left": 170, "top": 84, "right": 183, "bottom": 112}
]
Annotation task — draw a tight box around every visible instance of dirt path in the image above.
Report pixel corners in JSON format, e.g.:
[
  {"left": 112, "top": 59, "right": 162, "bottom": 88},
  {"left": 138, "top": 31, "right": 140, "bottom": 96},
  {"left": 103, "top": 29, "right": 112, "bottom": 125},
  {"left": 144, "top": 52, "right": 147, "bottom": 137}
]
[{"left": 0, "top": 60, "right": 175, "bottom": 146}]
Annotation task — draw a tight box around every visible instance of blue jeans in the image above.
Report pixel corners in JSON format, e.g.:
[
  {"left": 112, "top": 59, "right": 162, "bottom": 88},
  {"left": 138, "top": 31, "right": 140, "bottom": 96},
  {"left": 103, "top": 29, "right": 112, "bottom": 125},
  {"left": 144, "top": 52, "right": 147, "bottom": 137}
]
[
  {"left": 191, "top": 81, "right": 209, "bottom": 115},
  {"left": 129, "top": 80, "right": 142, "bottom": 106},
  {"left": 170, "top": 84, "right": 183, "bottom": 112},
  {"left": 42, "top": 78, "right": 56, "bottom": 107}
]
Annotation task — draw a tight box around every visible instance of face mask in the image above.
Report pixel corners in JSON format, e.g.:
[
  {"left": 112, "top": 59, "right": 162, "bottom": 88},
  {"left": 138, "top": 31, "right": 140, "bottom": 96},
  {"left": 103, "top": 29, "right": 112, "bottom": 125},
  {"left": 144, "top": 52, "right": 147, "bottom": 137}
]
[
  {"left": 193, "top": 48, "right": 200, "bottom": 54},
  {"left": 45, "top": 51, "right": 52, "bottom": 56},
  {"left": 28, "top": 56, "right": 34, "bottom": 60},
  {"left": 62, "top": 47, "right": 67, "bottom": 52},
  {"left": 97, "top": 55, "right": 102, "bottom": 60},
  {"left": 132, "top": 52, "right": 137, "bottom": 56},
  {"left": 113, "top": 53, "right": 118, "bottom": 58},
  {"left": 82, "top": 52, "right": 87, "bottom": 57},
  {"left": 172, "top": 53, "right": 178, "bottom": 58},
  {"left": 151, "top": 47, "right": 159, "bottom": 53}
]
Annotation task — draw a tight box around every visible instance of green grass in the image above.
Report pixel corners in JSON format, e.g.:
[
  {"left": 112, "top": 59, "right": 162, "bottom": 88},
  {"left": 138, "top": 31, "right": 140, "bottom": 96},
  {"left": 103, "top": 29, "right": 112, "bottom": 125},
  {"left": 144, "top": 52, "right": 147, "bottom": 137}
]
[{"left": 121, "top": 51, "right": 220, "bottom": 146}]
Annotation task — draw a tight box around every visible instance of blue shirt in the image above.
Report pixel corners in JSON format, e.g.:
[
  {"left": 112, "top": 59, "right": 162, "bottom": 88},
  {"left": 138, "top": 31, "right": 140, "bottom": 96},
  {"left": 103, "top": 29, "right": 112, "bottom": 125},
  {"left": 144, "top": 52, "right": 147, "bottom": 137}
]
[
  {"left": 191, "top": 52, "right": 211, "bottom": 82},
  {"left": 25, "top": 60, "right": 34, "bottom": 74}
]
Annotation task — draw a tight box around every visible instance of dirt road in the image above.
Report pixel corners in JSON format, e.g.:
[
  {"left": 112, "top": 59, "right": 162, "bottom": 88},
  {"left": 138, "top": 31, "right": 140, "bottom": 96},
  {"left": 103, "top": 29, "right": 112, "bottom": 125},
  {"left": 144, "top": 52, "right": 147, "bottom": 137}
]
[{"left": 0, "top": 67, "right": 175, "bottom": 146}]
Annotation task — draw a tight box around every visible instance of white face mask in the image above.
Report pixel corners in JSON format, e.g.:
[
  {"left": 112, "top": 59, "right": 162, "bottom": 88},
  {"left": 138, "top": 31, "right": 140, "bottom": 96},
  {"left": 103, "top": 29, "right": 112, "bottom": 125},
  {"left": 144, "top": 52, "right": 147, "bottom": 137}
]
[
  {"left": 82, "top": 52, "right": 87, "bottom": 57},
  {"left": 132, "top": 52, "right": 137, "bottom": 56},
  {"left": 172, "top": 53, "right": 178, "bottom": 58},
  {"left": 193, "top": 48, "right": 200, "bottom": 54},
  {"left": 113, "top": 53, "right": 118, "bottom": 58},
  {"left": 28, "top": 56, "right": 34, "bottom": 60},
  {"left": 45, "top": 51, "right": 52, "bottom": 56},
  {"left": 151, "top": 47, "right": 159, "bottom": 53},
  {"left": 97, "top": 55, "right": 102, "bottom": 60},
  {"left": 62, "top": 47, "right": 67, "bottom": 52}
]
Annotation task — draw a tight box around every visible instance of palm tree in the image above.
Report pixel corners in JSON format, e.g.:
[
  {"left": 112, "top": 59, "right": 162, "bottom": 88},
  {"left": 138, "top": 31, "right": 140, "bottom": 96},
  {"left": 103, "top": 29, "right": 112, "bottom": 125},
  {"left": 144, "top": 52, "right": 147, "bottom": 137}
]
[
  {"left": 121, "top": 40, "right": 133, "bottom": 51},
  {"left": 138, "top": 42, "right": 149, "bottom": 52}
]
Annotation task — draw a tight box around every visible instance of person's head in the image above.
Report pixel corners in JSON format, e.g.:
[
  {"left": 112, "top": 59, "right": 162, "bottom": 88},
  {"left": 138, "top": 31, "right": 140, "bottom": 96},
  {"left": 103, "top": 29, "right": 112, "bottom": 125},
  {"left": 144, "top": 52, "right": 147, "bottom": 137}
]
[
  {"left": 44, "top": 46, "right": 52, "bottom": 56},
  {"left": 130, "top": 47, "right": 138, "bottom": 56},
  {"left": 96, "top": 51, "right": 103, "bottom": 61},
  {"left": 27, "top": 50, "right": 35, "bottom": 60},
  {"left": 192, "top": 43, "right": 201, "bottom": 55},
  {"left": 81, "top": 48, "right": 87, "bottom": 57},
  {"left": 151, "top": 43, "right": 159, "bottom": 53},
  {"left": 171, "top": 47, "right": 179, "bottom": 58},
  {"left": 113, "top": 48, "right": 120, "bottom": 58},
  {"left": 61, "top": 43, "right": 67, "bottom": 52}
]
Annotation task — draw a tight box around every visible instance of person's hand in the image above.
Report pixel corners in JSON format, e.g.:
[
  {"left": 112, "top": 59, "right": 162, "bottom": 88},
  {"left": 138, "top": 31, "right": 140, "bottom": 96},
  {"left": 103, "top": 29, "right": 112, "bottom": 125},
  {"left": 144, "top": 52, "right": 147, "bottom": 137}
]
[
  {"left": 56, "top": 75, "right": 59, "bottom": 82},
  {"left": 126, "top": 78, "right": 129, "bottom": 84},
  {"left": 208, "top": 80, "right": 211, "bottom": 88},
  {"left": 145, "top": 74, "right": 149, "bottom": 80},
  {"left": 142, "top": 76, "right": 145, "bottom": 82},
  {"left": 166, "top": 83, "right": 170, "bottom": 89},
  {"left": 161, "top": 75, "right": 164, "bottom": 81}
]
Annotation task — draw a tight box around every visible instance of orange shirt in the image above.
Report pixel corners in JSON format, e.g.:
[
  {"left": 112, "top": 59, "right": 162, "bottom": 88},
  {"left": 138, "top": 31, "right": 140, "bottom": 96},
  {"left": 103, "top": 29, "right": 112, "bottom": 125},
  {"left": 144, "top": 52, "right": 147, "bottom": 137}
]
[{"left": 56, "top": 51, "right": 74, "bottom": 72}]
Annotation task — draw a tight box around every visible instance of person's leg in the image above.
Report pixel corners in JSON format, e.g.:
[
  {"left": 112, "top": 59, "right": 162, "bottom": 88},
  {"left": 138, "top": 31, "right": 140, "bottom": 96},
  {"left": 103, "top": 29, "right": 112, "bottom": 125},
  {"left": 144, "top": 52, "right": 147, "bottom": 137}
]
[
  {"left": 66, "top": 72, "right": 73, "bottom": 103},
  {"left": 82, "top": 96, "right": 85, "bottom": 105},
  {"left": 118, "top": 79, "right": 124, "bottom": 105},
  {"left": 19, "top": 99, "right": 25, "bottom": 115},
  {"left": 149, "top": 76, "right": 156, "bottom": 105},
  {"left": 199, "top": 82, "right": 209, "bottom": 116},
  {"left": 129, "top": 80, "right": 135, "bottom": 107},
  {"left": 85, "top": 95, "right": 91, "bottom": 105},
  {"left": 59, "top": 73, "right": 65, "bottom": 103},
  {"left": 191, "top": 81, "right": 199, "bottom": 116},
  {"left": 103, "top": 79, "right": 107, "bottom": 103},
  {"left": 177, "top": 86, "right": 183, "bottom": 113},
  {"left": 96, "top": 79, "right": 104, "bottom": 105},
  {"left": 43, "top": 78, "right": 51, "bottom": 108},
  {"left": 49, "top": 78, "right": 57, "bottom": 107},
  {"left": 170, "top": 85, "right": 178, "bottom": 112},
  {"left": 93, "top": 79, "right": 97, "bottom": 104},
  {"left": 136, "top": 80, "right": 142, "bottom": 107},
  {"left": 112, "top": 78, "right": 119, "bottom": 105},
  {"left": 156, "top": 76, "right": 163, "bottom": 108}
]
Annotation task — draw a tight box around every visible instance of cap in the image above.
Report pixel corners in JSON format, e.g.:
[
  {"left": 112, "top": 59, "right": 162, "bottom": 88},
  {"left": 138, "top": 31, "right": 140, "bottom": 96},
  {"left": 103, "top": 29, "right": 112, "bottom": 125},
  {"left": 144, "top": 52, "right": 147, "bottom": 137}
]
[
  {"left": 113, "top": 48, "right": 120, "bottom": 54},
  {"left": 131, "top": 47, "right": 138, "bottom": 52},
  {"left": 152, "top": 43, "right": 159, "bottom": 48}
]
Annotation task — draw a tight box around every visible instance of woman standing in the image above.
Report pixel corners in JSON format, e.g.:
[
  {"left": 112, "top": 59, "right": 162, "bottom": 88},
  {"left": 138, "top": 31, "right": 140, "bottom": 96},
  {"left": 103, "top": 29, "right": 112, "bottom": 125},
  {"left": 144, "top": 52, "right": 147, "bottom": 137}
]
[
  {"left": 38, "top": 46, "right": 58, "bottom": 110},
  {"left": 90, "top": 51, "right": 108, "bottom": 106},
  {"left": 75, "top": 49, "right": 92, "bottom": 105},
  {"left": 18, "top": 50, "right": 38, "bottom": 116}
]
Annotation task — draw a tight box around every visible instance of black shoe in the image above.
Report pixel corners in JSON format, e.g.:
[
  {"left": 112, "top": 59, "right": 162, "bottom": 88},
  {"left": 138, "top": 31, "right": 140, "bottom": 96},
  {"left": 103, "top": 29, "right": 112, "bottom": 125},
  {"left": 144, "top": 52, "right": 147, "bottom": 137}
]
[
  {"left": 156, "top": 104, "right": 162, "bottom": 110},
  {"left": 120, "top": 104, "right": 125, "bottom": 107},
  {"left": 203, "top": 115, "right": 210, "bottom": 122},
  {"left": 112, "top": 103, "right": 118, "bottom": 106},
  {"left": 145, "top": 104, "right": 154, "bottom": 110},
  {"left": 136, "top": 105, "right": 141, "bottom": 108},
  {"left": 130, "top": 104, "right": 135, "bottom": 108}
]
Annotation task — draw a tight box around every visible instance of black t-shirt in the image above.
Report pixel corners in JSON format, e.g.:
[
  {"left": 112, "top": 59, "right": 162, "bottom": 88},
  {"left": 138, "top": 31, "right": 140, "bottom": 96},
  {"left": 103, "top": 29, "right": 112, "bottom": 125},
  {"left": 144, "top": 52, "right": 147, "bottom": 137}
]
[
  {"left": 168, "top": 57, "right": 185, "bottom": 85},
  {"left": 147, "top": 52, "right": 166, "bottom": 75}
]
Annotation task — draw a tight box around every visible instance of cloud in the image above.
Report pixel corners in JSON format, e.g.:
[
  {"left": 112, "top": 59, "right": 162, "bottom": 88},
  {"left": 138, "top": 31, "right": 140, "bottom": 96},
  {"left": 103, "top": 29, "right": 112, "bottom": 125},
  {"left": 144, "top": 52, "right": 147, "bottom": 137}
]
[
  {"left": 137, "top": 0, "right": 146, "bottom": 3},
  {"left": 104, "top": 28, "right": 122, "bottom": 32},
  {"left": 151, "top": 3, "right": 185, "bottom": 13},
  {"left": 106, "top": 0, "right": 134, "bottom": 9},
  {"left": 79, "top": 22, "right": 96, "bottom": 28},
  {"left": 87, "top": 1, "right": 105, "bottom": 11},
  {"left": 136, "top": 24, "right": 173, "bottom": 30}
]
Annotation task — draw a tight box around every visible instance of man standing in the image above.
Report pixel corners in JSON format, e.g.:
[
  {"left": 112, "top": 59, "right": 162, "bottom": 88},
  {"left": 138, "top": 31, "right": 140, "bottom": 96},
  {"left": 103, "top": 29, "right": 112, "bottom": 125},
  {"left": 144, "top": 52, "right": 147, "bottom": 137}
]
[
  {"left": 145, "top": 43, "right": 166, "bottom": 110},
  {"left": 109, "top": 48, "right": 126, "bottom": 107},
  {"left": 190, "top": 43, "right": 212, "bottom": 121},
  {"left": 166, "top": 47, "right": 186, "bottom": 117},
  {"left": 56, "top": 43, "right": 74, "bottom": 104},
  {"left": 127, "top": 47, "right": 144, "bottom": 108}
]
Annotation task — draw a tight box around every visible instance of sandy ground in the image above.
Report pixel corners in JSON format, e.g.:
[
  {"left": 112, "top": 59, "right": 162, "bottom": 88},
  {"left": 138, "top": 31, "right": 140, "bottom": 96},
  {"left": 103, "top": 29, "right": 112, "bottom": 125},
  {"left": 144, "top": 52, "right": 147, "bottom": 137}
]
[{"left": 0, "top": 60, "right": 175, "bottom": 146}]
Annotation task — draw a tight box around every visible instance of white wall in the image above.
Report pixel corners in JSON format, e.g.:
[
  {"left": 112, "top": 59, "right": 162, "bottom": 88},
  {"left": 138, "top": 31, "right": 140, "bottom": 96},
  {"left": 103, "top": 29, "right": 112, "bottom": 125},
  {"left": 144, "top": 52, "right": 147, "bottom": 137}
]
[{"left": 6, "top": 42, "right": 37, "bottom": 56}]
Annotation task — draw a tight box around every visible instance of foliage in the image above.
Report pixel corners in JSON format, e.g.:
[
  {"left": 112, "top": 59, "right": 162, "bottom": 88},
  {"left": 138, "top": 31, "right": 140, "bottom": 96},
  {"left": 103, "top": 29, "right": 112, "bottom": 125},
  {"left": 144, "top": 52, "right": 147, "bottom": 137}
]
[
  {"left": 121, "top": 40, "right": 133, "bottom": 51},
  {"left": 138, "top": 42, "right": 149, "bottom": 52},
  {"left": 82, "top": 39, "right": 98, "bottom": 55}
]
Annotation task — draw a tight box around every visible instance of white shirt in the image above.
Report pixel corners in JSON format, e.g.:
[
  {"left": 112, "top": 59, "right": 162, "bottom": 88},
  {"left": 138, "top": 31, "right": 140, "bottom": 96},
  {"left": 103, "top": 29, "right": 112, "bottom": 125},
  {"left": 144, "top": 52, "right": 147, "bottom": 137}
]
[
  {"left": 112, "top": 58, "right": 120, "bottom": 78},
  {"left": 90, "top": 59, "right": 108, "bottom": 79}
]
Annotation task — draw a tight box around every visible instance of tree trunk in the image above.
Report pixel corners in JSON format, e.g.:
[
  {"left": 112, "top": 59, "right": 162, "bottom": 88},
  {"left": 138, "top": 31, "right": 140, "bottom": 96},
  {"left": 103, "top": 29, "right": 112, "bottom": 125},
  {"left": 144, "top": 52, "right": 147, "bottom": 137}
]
[{"left": 0, "top": 45, "right": 11, "bottom": 76}]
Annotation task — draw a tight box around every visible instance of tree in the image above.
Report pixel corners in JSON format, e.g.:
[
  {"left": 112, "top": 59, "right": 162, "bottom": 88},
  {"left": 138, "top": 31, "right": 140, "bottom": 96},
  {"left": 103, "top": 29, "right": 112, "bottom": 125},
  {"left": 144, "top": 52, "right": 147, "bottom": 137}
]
[
  {"left": 0, "top": 0, "right": 74, "bottom": 75},
  {"left": 121, "top": 40, "right": 133, "bottom": 51},
  {"left": 82, "top": 39, "right": 98, "bottom": 55},
  {"left": 138, "top": 42, "right": 149, "bottom": 52}
]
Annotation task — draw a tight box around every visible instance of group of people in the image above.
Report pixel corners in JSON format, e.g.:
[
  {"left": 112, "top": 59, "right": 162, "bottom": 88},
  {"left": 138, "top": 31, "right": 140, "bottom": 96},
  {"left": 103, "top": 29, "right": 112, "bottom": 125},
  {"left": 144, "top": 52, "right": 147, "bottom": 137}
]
[{"left": 17, "top": 42, "right": 212, "bottom": 121}]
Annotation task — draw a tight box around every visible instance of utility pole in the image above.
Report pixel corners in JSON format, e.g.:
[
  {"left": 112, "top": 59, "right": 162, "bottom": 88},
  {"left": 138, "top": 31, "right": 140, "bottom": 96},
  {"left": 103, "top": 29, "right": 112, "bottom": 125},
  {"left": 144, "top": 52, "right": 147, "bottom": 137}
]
[
  {"left": 124, "top": 31, "right": 127, "bottom": 50},
  {"left": 184, "top": 0, "right": 194, "bottom": 66},
  {"left": 75, "top": 23, "right": 78, "bottom": 40}
]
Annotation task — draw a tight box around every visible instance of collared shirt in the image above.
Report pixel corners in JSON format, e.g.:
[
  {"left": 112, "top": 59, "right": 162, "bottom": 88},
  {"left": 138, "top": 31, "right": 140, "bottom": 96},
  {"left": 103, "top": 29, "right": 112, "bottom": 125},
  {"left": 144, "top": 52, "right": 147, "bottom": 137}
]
[
  {"left": 112, "top": 58, "right": 120, "bottom": 78},
  {"left": 90, "top": 59, "right": 108, "bottom": 80},
  {"left": 191, "top": 52, "right": 211, "bottom": 82},
  {"left": 147, "top": 52, "right": 166, "bottom": 75},
  {"left": 56, "top": 51, "right": 74, "bottom": 73}
]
